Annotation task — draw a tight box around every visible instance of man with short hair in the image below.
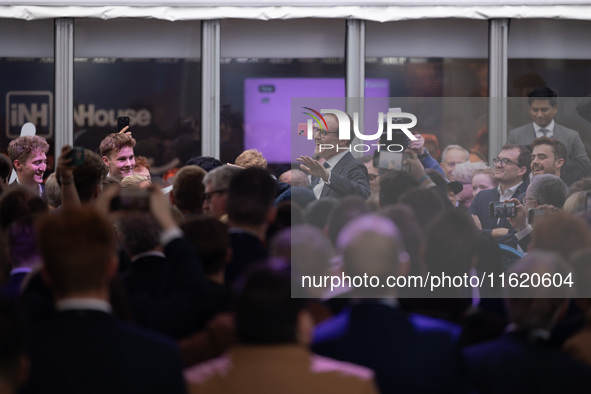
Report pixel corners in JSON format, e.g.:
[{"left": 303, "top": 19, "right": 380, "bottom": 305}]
[
  {"left": 440, "top": 144, "right": 469, "bottom": 181},
  {"left": 27, "top": 204, "right": 186, "bottom": 394},
  {"left": 185, "top": 262, "right": 378, "bottom": 394},
  {"left": 202, "top": 165, "right": 242, "bottom": 220},
  {"left": 470, "top": 144, "right": 530, "bottom": 238},
  {"left": 7, "top": 135, "right": 49, "bottom": 198},
  {"left": 56, "top": 146, "right": 108, "bottom": 205},
  {"left": 507, "top": 86, "right": 591, "bottom": 185},
  {"left": 297, "top": 113, "right": 370, "bottom": 200},
  {"left": 99, "top": 132, "right": 136, "bottom": 181},
  {"left": 170, "top": 165, "right": 206, "bottom": 217},
  {"left": 225, "top": 167, "right": 276, "bottom": 284},
  {"left": 465, "top": 251, "right": 591, "bottom": 393},
  {"left": 530, "top": 136, "right": 567, "bottom": 178}
]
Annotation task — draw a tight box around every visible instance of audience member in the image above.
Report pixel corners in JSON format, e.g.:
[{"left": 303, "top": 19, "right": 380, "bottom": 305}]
[
  {"left": 0, "top": 153, "right": 12, "bottom": 191},
  {"left": 440, "top": 144, "right": 469, "bottom": 181},
  {"left": 186, "top": 156, "right": 223, "bottom": 172},
  {"left": 170, "top": 165, "right": 206, "bottom": 217},
  {"left": 7, "top": 136, "right": 49, "bottom": 198},
  {"left": 234, "top": 149, "right": 267, "bottom": 169},
  {"left": 133, "top": 155, "right": 152, "bottom": 181},
  {"left": 566, "top": 176, "right": 591, "bottom": 199},
  {"left": 379, "top": 170, "right": 419, "bottom": 208},
  {"left": 464, "top": 251, "right": 590, "bottom": 394},
  {"left": 99, "top": 132, "right": 136, "bottom": 181},
  {"left": 56, "top": 147, "right": 108, "bottom": 206},
  {"left": 470, "top": 144, "right": 530, "bottom": 238},
  {"left": 471, "top": 167, "right": 497, "bottom": 200},
  {"left": 202, "top": 165, "right": 242, "bottom": 221},
  {"left": 530, "top": 137, "right": 567, "bottom": 178},
  {"left": 563, "top": 190, "right": 587, "bottom": 214},
  {"left": 451, "top": 161, "right": 490, "bottom": 209},
  {"left": 27, "top": 205, "right": 186, "bottom": 394},
  {"left": 44, "top": 173, "right": 61, "bottom": 209},
  {"left": 120, "top": 175, "right": 151, "bottom": 190},
  {"left": 225, "top": 167, "right": 277, "bottom": 284},
  {"left": 278, "top": 169, "right": 309, "bottom": 188}
]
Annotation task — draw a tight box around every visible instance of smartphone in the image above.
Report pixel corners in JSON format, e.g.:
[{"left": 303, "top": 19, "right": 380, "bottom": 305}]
[
  {"left": 489, "top": 201, "right": 516, "bottom": 218},
  {"left": 67, "top": 146, "right": 85, "bottom": 167},
  {"left": 117, "top": 116, "right": 130, "bottom": 133},
  {"left": 528, "top": 208, "right": 548, "bottom": 224},
  {"left": 297, "top": 122, "right": 308, "bottom": 137},
  {"left": 110, "top": 188, "right": 151, "bottom": 212},
  {"left": 373, "top": 151, "right": 410, "bottom": 171}
]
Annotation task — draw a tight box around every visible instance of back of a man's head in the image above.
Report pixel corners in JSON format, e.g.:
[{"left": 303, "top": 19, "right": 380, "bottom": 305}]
[
  {"left": 425, "top": 210, "right": 478, "bottom": 276},
  {"left": 203, "top": 164, "right": 242, "bottom": 191},
  {"left": 227, "top": 167, "right": 277, "bottom": 227},
  {"left": 172, "top": 165, "right": 206, "bottom": 213},
  {"left": 180, "top": 217, "right": 229, "bottom": 277},
  {"left": 7, "top": 216, "right": 40, "bottom": 268},
  {"left": 38, "top": 206, "right": 116, "bottom": 297},
  {"left": 185, "top": 156, "right": 223, "bottom": 172},
  {"left": 379, "top": 171, "right": 420, "bottom": 208},
  {"left": 528, "top": 174, "right": 568, "bottom": 208},
  {"left": 236, "top": 261, "right": 304, "bottom": 344},
  {"left": 505, "top": 251, "right": 570, "bottom": 331},
  {"left": 57, "top": 149, "right": 107, "bottom": 203},
  {"left": 117, "top": 213, "right": 161, "bottom": 258},
  {"left": 0, "top": 186, "right": 48, "bottom": 231},
  {"left": 0, "top": 154, "right": 12, "bottom": 184},
  {"left": 235, "top": 149, "right": 267, "bottom": 169}
]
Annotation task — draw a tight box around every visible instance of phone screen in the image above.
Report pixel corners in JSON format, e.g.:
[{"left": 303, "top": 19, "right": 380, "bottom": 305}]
[{"left": 489, "top": 201, "right": 516, "bottom": 218}]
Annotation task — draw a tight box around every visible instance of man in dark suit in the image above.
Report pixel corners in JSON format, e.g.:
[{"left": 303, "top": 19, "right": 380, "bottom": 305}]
[
  {"left": 225, "top": 167, "right": 277, "bottom": 285},
  {"left": 298, "top": 113, "right": 370, "bottom": 199},
  {"left": 7, "top": 135, "right": 49, "bottom": 200},
  {"left": 25, "top": 200, "right": 186, "bottom": 394},
  {"left": 470, "top": 144, "right": 530, "bottom": 239},
  {"left": 312, "top": 214, "right": 467, "bottom": 394},
  {"left": 464, "top": 251, "right": 591, "bottom": 394},
  {"left": 507, "top": 86, "right": 591, "bottom": 185}
]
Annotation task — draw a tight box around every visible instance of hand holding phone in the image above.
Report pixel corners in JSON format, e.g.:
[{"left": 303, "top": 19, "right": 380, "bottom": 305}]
[{"left": 117, "top": 116, "right": 130, "bottom": 133}]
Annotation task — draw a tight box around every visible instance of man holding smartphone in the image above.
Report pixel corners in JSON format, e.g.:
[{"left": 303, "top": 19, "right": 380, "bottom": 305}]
[
  {"left": 99, "top": 132, "right": 136, "bottom": 181},
  {"left": 470, "top": 144, "right": 531, "bottom": 238},
  {"left": 297, "top": 113, "right": 370, "bottom": 200}
]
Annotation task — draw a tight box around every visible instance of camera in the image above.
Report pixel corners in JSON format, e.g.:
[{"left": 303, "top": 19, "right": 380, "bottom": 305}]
[
  {"left": 67, "top": 146, "right": 85, "bottom": 167},
  {"left": 489, "top": 201, "right": 516, "bottom": 218}
]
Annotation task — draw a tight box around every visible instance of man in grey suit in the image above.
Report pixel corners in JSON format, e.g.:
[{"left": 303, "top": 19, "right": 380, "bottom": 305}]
[
  {"left": 298, "top": 113, "right": 370, "bottom": 199},
  {"left": 507, "top": 86, "right": 591, "bottom": 185}
]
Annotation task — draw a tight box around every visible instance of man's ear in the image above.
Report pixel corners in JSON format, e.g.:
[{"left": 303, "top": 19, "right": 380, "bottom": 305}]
[
  {"left": 13, "top": 159, "right": 22, "bottom": 172},
  {"left": 101, "top": 156, "right": 109, "bottom": 168},
  {"left": 556, "top": 158, "right": 565, "bottom": 170}
]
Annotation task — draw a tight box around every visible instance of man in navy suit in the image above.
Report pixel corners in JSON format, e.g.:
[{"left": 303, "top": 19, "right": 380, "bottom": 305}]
[
  {"left": 464, "top": 251, "right": 591, "bottom": 393},
  {"left": 507, "top": 86, "right": 591, "bottom": 185},
  {"left": 298, "top": 113, "right": 370, "bottom": 200},
  {"left": 25, "top": 198, "right": 186, "bottom": 394},
  {"left": 312, "top": 214, "right": 467, "bottom": 394},
  {"left": 470, "top": 144, "right": 530, "bottom": 239}
]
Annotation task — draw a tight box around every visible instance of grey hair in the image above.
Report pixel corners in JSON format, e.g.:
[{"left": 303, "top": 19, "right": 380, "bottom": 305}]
[
  {"left": 203, "top": 164, "right": 242, "bottom": 190},
  {"left": 528, "top": 174, "right": 568, "bottom": 208},
  {"left": 451, "top": 161, "right": 490, "bottom": 184},
  {"left": 441, "top": 144, "right": 469, "bottom": 164}
]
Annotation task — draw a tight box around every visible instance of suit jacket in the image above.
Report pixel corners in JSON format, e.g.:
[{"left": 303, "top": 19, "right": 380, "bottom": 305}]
[
  {"left": 507, "top": 122, "right": 591, "bottom": 185},
  {"left": 312, "top": 303, "right": 467, "bottom": 394},
  {"left": 184, "top": 344, "right": 378, "bottom": 394},
  {"left": 225, "top": 230, "right": 268, "bottom": 285},
  {"left": 312, "top": 152, "right": 370, "bottom": 199},
  {"left": 465, "top": 331, "right": 591, "bottom": 394},
  {"left": 26, "top": 309, "right": 186, "bottom": 394},
  {"left": 469, "top": 181, "right": 529, "bottom": 236},
  {"left": 0, "top": 271, "right": 28, "bottom": 297}
]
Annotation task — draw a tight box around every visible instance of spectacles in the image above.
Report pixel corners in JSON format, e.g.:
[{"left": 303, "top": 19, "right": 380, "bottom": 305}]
[
  {"left": 368, "top": 173, "right": 380, "bottom": 181},
  {"left": 313, "top": 128, "right": 339, "bottom": 138},
  {"left": 521, "top": 196, "right": 535, "bottom": 205},
  {"left": 204, "top": 189, "right": 227, "bottom": 202},
  {"left": 492, "top": 157, "right": 521, "bottom": 167}
]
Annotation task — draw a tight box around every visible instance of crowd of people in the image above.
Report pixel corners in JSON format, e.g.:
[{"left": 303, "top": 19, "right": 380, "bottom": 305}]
[{"left": 2, "top": 85, "right": 591, "bottom": 393}]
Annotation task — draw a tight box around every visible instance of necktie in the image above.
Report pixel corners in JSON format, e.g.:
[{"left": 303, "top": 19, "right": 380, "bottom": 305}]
[
  {"left": 540, "top": 128, "right": 549, "bottom": 137},
  {"left": 313, "top": 162, "right": 331, "bottom": 198}
]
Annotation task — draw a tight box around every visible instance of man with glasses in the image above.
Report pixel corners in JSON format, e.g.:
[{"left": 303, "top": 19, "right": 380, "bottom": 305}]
[
  {"left": 202, "top": 165, "right": 242, "bottom": 221},
  {"left": 297, "top": 113, "right": 370, "bottom": 200},
  {"left": 470, "top": 144, "right": 531, "bottom": 239}
]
